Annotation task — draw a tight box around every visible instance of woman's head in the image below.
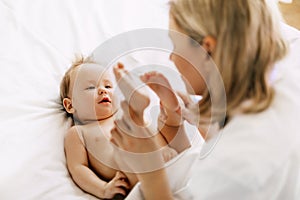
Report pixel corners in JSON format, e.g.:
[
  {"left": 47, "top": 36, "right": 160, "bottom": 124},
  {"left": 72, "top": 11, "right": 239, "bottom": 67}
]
[
  {"left": 169, "top": 0, "right": 287, "bottom": 122},
  {"left": 60, "top": 56, "right": 118, "bottom": 123}
]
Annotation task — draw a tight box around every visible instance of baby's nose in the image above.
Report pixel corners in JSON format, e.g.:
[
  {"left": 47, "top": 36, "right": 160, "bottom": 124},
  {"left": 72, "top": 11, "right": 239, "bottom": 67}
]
[{"left": 98, "top": 88, "right": 107, "bottom": 95}]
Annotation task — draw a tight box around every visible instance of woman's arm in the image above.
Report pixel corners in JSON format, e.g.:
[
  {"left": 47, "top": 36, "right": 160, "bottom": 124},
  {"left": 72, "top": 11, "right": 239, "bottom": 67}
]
[
  {"left": 158, "top": 107, "right": 191, "bottom": 153},
  {"left": 111, "top": 123, "right": 174, "bottom": 200},
  {"left": 64, "top": 126, "right": 128, "bottom": 198},
  {"left": 111, "top": 101, "right": 176, "bottom": 199},
  {"left": 156, "top": 104, "right": 181, "bottom": 145},
  {"left": 137, "top": 169, "right": 174, "bottom": 200}
]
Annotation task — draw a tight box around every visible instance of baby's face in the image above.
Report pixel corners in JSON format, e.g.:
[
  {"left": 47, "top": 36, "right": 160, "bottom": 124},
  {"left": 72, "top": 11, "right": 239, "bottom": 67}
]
[{"left": 69, "top": 63, "right": 118, "bottom": 123}]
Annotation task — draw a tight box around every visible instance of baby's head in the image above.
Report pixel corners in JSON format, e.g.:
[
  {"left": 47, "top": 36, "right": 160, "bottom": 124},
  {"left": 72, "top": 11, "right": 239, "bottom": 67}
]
[{"left": 60, "top": 56, "right": 118, "bottom": 124}]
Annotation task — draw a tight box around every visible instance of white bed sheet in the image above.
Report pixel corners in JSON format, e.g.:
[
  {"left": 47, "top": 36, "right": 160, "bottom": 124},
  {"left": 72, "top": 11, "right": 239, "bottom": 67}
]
[{"left": 0, "top": 0, "right": 169, "bottom": 199}]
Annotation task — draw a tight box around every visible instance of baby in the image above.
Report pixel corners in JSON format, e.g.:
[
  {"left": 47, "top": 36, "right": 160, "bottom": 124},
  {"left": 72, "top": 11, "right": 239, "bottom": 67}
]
[{"left": 60, "top": 56, "right": 178, "bottom": 199}]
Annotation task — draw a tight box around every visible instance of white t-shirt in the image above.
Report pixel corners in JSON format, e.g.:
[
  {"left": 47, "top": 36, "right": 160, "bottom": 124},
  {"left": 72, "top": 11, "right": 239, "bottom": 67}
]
[{"left": 189, "top": 24, "right": 300, "bottom": 200}]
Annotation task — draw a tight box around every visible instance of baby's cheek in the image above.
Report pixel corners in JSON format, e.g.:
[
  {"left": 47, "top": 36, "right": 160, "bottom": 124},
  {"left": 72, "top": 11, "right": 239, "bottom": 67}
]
[
  {"left": 83, "top": 95, "right": 96, "bottom": 106},
  {"left": 75, "top": 95, "right": 95, "bottom": 112}
]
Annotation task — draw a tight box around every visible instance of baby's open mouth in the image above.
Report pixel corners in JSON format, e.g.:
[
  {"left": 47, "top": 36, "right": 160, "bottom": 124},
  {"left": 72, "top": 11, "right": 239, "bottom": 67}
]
[{"left": 98, "top": 97, "right": 111, "bottom": 104}]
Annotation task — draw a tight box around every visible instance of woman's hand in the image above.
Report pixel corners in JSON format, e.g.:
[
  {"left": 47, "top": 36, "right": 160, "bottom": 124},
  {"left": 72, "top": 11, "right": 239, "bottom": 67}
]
[
  {"left": 177, "top": 91, "right": 201, "bottom": 126},
  {"left": 111, "top": 102, "right": 173, "bottom": 200},
  {"left": 111, "top": 101, "right": 165, "bottom": 174}
]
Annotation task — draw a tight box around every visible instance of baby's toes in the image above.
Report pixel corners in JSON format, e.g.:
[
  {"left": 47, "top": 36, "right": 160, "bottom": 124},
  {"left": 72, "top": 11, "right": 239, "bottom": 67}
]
[
  {"left": 113, "top": 63, "right": 127, "bottom": 80},
  {"left": 139, "top": 74, "right": 148, "bottom": 83}
]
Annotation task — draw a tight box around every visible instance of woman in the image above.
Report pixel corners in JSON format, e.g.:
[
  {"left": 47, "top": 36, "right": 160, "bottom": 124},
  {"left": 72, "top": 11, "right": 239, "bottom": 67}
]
[{"left": 111, "top": 0, "right": 300, "bottom": 199}]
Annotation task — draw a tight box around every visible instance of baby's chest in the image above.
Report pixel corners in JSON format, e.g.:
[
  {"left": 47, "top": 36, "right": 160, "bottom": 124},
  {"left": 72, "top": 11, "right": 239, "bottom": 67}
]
[
  {"left": 83, "top": 132, "right": 116, "bottom": 163},
  {"left": 85, "top": 134, "right": 118, "bottom": 178}
]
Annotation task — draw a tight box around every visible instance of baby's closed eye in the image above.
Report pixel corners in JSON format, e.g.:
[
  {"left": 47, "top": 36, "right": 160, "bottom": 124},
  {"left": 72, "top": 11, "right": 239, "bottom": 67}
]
[{"left": 85, "top": 86, "right": 96, "bottom": 90}]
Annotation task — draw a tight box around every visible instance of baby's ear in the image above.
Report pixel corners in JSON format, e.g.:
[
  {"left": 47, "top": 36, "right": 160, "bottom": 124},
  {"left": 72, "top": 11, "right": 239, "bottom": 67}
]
[{"left": 63, "top": 98, "right": 75, "bottom": 114}]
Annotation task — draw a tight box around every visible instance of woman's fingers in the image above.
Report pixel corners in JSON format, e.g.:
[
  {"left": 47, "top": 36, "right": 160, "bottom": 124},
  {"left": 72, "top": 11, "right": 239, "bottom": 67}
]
[
  {"left": 176, "top": 92, "right": 200, "bottom": 125},
  {"left": 114, "top": 102, "right": 136, "bottom": 135},
  {"left": 120, "top": 101, "right": 132, "bottom": 122},
  {"left": 120, "top": 100, "right": 145, "bottom": 126},
  {"left": 116, "top": 101, "right": 155, "bottom": 138}
]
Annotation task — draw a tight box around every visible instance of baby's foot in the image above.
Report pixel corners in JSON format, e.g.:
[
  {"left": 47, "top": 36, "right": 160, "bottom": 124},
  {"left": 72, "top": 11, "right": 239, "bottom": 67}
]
[
  {"left": 113, "top": 63, "right": 150, "bottom": 123},
  {"left": 140, "top": 71, "right": 180, "bottom": 112}
]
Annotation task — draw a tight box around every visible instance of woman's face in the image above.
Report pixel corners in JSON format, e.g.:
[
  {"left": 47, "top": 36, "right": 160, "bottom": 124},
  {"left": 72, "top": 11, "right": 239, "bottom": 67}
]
[{"left": 168, "top": 16, "right": 207, "bottom": 95}]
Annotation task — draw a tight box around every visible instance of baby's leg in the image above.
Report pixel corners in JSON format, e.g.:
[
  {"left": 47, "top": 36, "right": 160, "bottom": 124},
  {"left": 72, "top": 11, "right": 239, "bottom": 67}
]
[
  {"left": 140, "top": 71, "right": 179, "bottom": 112},
  {"left": 113, "top": 63, "right": 150, "bottom": 125}
]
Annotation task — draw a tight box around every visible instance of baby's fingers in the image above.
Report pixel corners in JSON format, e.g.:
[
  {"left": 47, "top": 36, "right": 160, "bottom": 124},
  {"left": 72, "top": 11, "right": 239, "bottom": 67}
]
[
  {"left": 115, "top": 171, "right": 127, "bottom": 180},
  {"left": 115, "top": 179, "right": 130, "bottom": 189},
  {"left": 112, "top": 188, "right": 127, "bottom": 196},
  {"left": 113, "top": 172, "right": 130, "bottom": 189}
]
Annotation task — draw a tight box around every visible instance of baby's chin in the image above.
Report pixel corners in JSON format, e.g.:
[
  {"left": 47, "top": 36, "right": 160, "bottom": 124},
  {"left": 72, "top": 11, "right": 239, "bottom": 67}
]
[
  {"left": 73, "top": 113, "right": 115, "bottom": 125},
  {"left": 96, "top": 111, "right": 116, "bottom": 120}
]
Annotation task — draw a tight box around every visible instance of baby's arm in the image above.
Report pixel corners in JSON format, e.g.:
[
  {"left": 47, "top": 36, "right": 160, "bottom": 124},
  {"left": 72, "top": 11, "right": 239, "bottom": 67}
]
[{"left": 64, "top": 126, "right": 129, "bottom": 199}]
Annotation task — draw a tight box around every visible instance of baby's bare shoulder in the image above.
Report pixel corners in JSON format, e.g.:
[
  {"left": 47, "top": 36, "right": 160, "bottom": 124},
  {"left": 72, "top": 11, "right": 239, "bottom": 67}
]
[{"left": 65, "top": 125, "right": 85, "bottom": 146}]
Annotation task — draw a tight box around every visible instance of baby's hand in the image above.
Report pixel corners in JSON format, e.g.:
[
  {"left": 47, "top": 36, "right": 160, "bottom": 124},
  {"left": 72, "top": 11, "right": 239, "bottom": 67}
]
[{"left": 103, "top": 171, "right": 129, "bottom": 199}]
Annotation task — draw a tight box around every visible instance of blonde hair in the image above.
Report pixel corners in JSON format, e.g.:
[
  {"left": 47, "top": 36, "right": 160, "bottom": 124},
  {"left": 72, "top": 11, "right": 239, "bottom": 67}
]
[
  {"left": 169, "top": 0, "right": 288, "bottom": 125},
  {"left": 60, "top": 55, "right": 96, "bottom": 113}
]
